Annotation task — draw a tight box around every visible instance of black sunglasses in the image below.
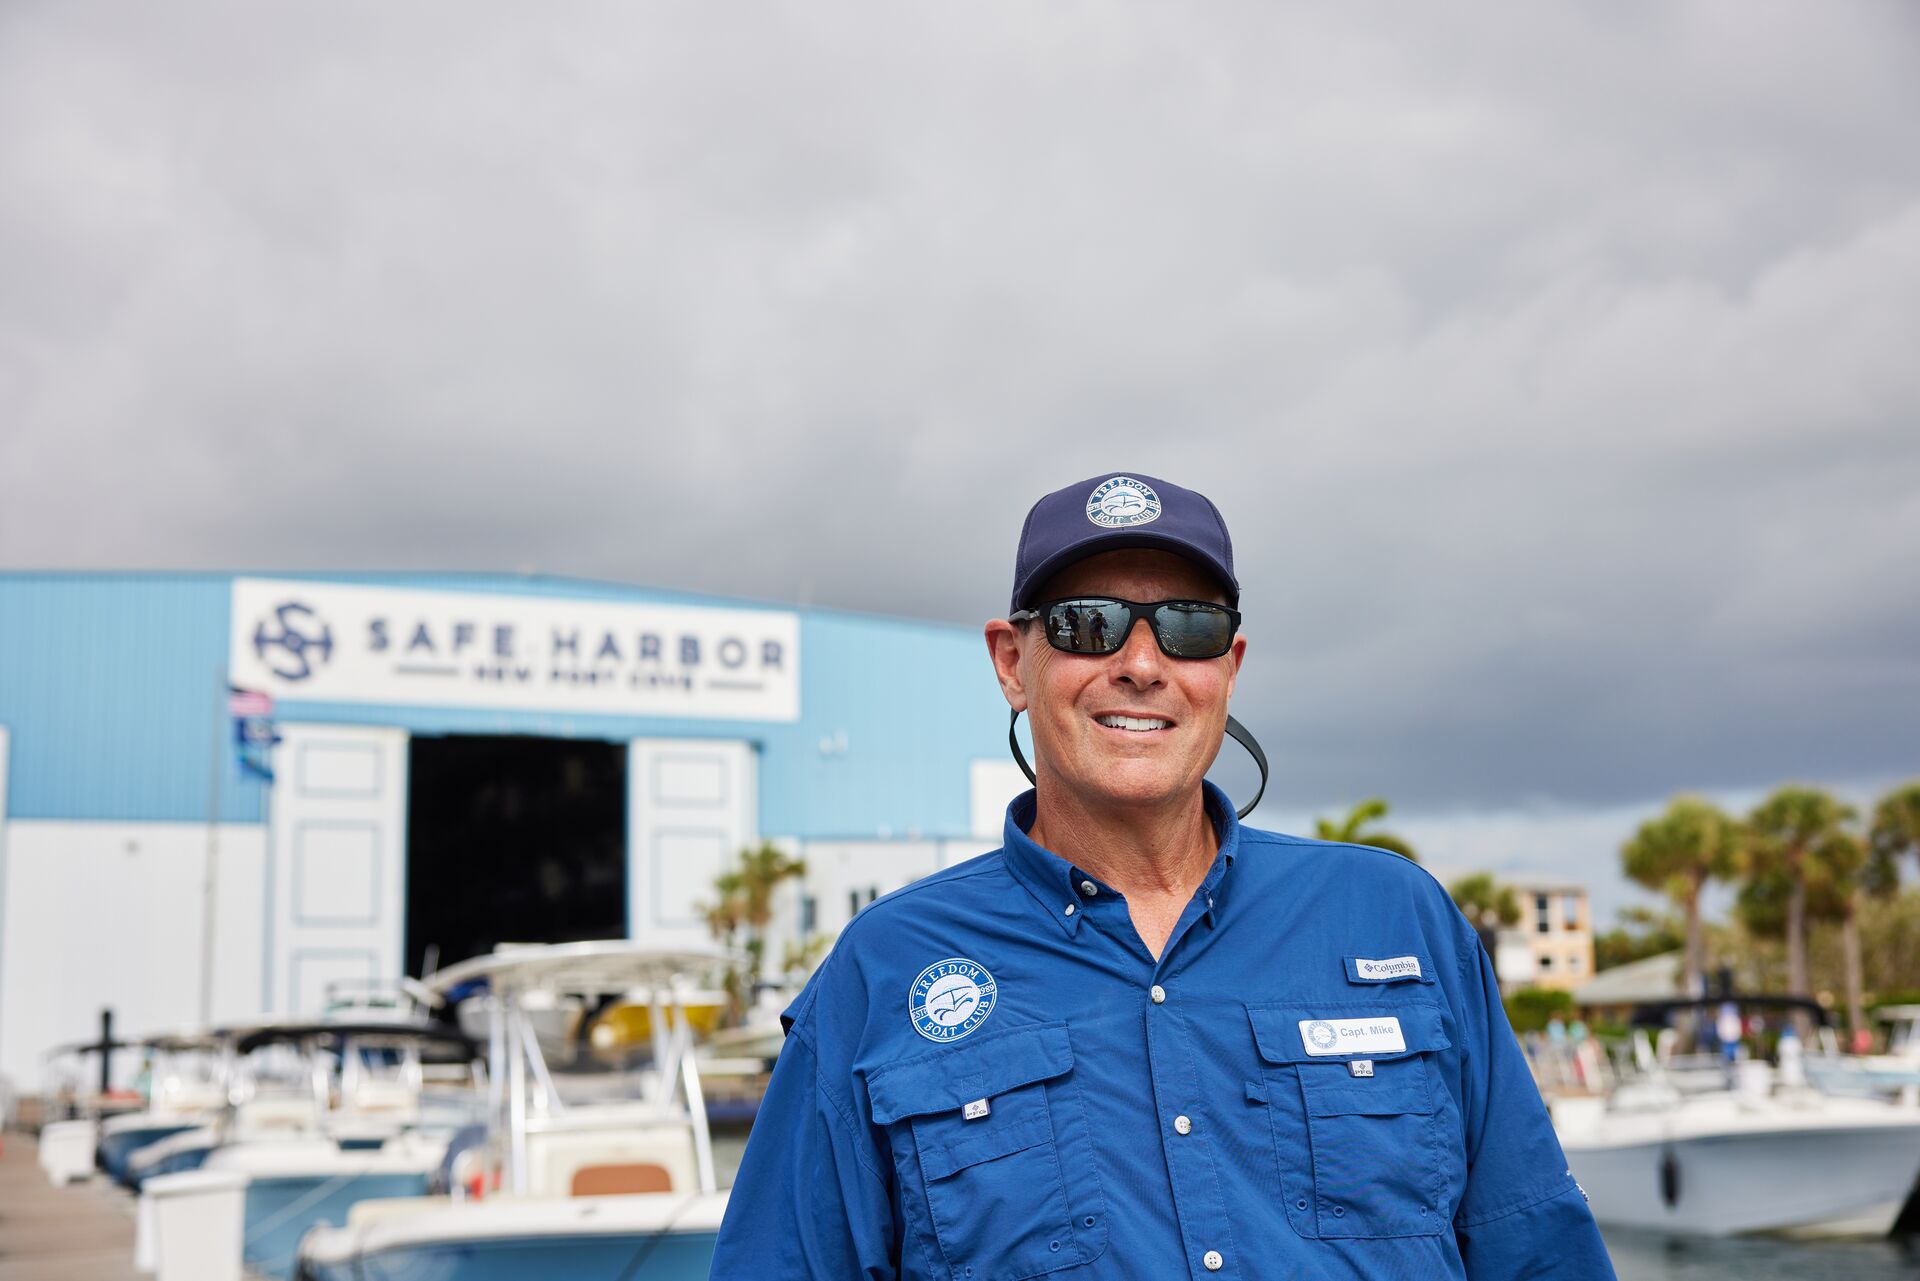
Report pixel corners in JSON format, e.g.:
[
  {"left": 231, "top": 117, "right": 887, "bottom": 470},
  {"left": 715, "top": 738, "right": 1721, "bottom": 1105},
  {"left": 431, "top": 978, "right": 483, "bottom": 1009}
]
[{"left": 1009, "top": 596, "right": 1241, "bottom": 659}]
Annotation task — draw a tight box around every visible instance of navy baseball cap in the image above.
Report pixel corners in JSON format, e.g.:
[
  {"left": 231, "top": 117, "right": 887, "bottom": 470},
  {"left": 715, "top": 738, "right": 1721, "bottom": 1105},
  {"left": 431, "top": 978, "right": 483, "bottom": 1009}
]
[{"left": 1010, "top": 473, "right": 1239, "bottom": 612}]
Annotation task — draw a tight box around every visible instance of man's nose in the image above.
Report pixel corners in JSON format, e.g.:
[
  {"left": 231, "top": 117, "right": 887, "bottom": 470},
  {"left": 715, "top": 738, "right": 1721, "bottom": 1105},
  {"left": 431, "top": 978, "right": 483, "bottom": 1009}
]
[{"left": 1113, "top": 617, "right": 1165, "bottom": 686}]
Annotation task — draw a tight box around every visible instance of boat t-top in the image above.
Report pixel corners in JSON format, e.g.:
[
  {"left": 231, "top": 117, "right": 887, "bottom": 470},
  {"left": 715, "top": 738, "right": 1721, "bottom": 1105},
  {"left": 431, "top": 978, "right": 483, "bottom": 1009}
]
[{"left": 294, "top": 939, "right": 739, "bottom": 1281}]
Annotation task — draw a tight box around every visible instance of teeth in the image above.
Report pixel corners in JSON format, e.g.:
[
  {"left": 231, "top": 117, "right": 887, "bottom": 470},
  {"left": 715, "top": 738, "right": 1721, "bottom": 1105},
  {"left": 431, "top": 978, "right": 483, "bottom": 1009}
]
[{"left": 1096, "top": 715, "right": 1172, "bottom": 732}]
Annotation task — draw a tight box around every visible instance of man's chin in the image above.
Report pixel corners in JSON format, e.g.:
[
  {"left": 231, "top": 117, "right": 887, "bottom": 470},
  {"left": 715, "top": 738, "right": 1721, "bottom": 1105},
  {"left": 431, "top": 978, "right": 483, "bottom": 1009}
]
[{"left": 1060, "top": 768, "right": 1198, "bottom": 814}]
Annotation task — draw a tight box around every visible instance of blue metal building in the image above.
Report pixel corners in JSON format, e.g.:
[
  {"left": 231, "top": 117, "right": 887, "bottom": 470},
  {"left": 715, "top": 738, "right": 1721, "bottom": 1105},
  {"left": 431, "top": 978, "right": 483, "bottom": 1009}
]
[{"left": 0, "top": 572, "right": 1018, "bottom": 1087}]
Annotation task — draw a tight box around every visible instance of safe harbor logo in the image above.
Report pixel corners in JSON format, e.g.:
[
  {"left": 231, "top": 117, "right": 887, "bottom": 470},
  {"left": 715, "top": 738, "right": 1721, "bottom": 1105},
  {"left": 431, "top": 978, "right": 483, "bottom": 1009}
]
[
  {"left": 252, "top": 601, "right": 335, "bottom": 682},
  {"left": 231, "top": 579, "right": 801, "bottom": 722},
  {"left": 910, "top": 958, "right": 998, "bottom": 1043}
]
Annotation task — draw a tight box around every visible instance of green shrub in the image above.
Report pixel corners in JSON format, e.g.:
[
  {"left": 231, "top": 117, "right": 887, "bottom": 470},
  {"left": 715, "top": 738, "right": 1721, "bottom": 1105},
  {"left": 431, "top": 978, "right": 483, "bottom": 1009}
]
[{"left": 1504, "top": 987, "right": 1576, "bottom": 1034}]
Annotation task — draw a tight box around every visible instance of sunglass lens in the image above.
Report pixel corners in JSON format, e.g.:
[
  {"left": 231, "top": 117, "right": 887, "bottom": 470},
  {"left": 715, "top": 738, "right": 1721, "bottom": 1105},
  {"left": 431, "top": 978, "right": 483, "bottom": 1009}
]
[
  {"left": 1153, "top": 603, "right": 1234, "bottom": 657},
  {"left": 1044, "top": 600, "right": 1126, "bottom": 654}
]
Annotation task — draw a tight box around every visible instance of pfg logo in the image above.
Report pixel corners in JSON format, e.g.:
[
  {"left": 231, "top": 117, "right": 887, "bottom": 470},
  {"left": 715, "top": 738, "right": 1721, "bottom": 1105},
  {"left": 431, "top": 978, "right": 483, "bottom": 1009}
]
[
  {"left": 253, "top": 601, "right": 334, "bottom": 682},
  {"left": 909, "top": 958, "right": 997, "bottom": 1043},
  {"left": 1085, "top": 476, "right": 1162, "bottom": 528}
]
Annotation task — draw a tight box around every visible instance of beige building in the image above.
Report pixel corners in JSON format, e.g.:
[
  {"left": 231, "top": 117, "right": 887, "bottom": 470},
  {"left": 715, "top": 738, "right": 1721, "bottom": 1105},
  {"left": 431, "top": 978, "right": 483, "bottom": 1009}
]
[
  {"left": 1424, "top": 866, "right": 1600, "bottom": 993},
  {"left": 1497, "top": 874, "right": 1596, "bottom": 992}
]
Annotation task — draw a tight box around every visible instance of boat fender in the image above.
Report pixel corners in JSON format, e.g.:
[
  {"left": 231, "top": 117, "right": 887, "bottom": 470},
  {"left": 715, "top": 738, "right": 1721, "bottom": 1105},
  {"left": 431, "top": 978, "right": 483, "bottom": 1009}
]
[{"left": 1658, "top": 1145, "right": 1681, "bottom": 1209}]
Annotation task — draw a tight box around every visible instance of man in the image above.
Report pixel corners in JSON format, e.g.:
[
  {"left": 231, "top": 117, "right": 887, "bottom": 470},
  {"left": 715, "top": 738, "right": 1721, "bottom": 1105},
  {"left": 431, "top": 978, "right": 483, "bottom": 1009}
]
[{"left": 711, "top": 473, "right": 1615, "bottom": 1279}]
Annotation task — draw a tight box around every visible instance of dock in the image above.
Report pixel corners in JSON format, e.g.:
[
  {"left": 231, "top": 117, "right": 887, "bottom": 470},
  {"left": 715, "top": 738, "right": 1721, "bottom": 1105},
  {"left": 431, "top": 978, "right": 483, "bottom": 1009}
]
[{"left": 0, "top": 1131, "right": 140, "bottom": 1281}]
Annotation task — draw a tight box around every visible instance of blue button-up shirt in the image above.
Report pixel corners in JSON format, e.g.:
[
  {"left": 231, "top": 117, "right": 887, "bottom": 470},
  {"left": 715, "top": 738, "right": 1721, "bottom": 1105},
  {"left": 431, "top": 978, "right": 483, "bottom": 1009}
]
[{"left": 711, "top": 784, "right": 1615, "bottom": 1280}]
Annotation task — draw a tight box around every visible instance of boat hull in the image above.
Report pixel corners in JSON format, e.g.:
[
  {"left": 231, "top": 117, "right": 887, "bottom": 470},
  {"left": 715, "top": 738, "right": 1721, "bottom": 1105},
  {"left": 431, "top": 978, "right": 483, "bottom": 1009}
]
[
  {"left": 246, "top": 1173, "right": 432, "bottom": 1280},
  {"left": 295, "top": 1190, "right": 730, "bottom": 1281},
  {"left": 98, "top": 1122, "right": 200, "bottom": 1186},
  {"left": 129, "top": 1131, "right": 215, "bottom": 1188},
  {"left": 295, "top": 1229, "right": 718, "bottom": 1281},
  {"left": 1564, "top": 1121, "right": 1920, "bottom": 1236}
]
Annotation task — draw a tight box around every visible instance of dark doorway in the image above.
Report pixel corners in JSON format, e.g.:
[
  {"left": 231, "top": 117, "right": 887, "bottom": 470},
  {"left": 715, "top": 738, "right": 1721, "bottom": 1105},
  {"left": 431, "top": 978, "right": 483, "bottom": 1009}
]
[{"left": 406, "top": 735, "right": 627, "bottom": 977}]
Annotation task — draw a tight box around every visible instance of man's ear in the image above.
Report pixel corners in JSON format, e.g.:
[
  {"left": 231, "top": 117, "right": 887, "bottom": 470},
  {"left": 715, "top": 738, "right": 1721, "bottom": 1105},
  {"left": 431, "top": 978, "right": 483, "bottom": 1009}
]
[
  {"left": 983, "top": 619, "right": 1029, "bottom": 712},
  {"left": 1224, "top": 632, "right": 1246, "bottom": 701}
]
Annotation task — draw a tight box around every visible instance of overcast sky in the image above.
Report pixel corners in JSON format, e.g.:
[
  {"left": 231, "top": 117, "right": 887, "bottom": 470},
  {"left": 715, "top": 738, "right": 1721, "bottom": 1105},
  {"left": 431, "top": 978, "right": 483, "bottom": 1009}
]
[{"left": 4, "top": 2, "right": 1917, "bottom": 921}]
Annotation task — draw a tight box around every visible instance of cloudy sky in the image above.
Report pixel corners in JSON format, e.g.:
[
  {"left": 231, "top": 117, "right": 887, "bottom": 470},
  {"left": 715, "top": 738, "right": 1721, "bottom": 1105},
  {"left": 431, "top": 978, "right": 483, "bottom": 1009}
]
[{"left": 4, "top": 2, "right": 1917, "bottom": 920}]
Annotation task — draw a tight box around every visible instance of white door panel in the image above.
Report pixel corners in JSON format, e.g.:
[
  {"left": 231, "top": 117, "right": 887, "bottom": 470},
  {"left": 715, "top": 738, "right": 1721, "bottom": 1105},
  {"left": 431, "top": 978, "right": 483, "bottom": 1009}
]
[
  {"left": 269, "top": 725, "right": 407, "bottom": 1014},
  {"left": 628, "top": 739, "right": 755, "bottom": 950}
]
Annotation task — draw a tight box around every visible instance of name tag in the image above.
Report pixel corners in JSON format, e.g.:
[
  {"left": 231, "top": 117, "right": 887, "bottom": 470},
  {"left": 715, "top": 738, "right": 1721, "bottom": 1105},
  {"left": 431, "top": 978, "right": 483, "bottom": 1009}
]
[
  {"left": 962, "top": 1098, "right": 990, "bottom": 1121},
  {"left": 1299, "top": 1015, "right": 1406, "bottom": 1056},
  {"left": 1348, "top": 955, "right": 1423, "bottom": 982}
]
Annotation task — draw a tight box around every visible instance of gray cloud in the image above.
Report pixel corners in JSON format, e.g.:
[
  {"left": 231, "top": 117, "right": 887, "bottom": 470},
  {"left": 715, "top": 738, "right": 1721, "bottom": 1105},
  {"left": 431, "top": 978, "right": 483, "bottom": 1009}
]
[{"left": 4, "top": 0, "right": 1918, "bottom": 822}]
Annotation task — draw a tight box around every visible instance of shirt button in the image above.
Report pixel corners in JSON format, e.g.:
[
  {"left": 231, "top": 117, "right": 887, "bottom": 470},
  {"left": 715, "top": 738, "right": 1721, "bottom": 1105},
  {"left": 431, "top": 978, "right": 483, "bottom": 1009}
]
[
  {"left": 1173, "top": 1115, "right": 1192, "bottom": 1135},
  {"left": 1079, "top": 879, "right": 1098, "bottom": 897},
  {"left": 1150, "top": 984, "right": 1166, "bottom": 1004},
  {"left": 1064, "top": 903, "right": 1075, "bottom": 917},
  {"left": 1203, "top": 1250, "right": 1224, "bottom": 1271}
]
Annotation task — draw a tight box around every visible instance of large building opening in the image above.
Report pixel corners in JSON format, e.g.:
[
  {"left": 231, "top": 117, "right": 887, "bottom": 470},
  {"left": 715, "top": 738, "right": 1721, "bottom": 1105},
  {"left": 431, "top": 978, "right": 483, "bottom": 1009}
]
[{"left": 406, "top": 735, "right": 627, "bottom": 977}]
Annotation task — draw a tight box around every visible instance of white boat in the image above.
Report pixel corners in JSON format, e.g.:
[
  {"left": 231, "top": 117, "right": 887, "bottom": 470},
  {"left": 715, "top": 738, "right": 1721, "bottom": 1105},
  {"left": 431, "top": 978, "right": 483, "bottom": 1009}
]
[
  {"left": 35, "top": 1031, "right": 144, "bottom": 1185},
  {"left": 136, "top": 1018, "right": 485, "bottom": 1280},
  {"left": 1555, "top": 1027, "right": 1920, "bottom": 1238},
  {"left": 96, "top": 1031, "right": 229, "bottom": 1186},
  {"left": 1806, "top": 1005, "right": 1920, "bottom": 1102},
  {"left": 294, "top": 940, "right": 736, "bottom": 1281}
]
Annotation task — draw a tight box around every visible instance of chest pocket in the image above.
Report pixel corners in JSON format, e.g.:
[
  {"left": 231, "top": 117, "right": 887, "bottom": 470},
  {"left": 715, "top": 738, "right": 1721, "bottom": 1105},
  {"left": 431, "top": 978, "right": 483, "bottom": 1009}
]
[
  {"left": 868, "top": 1022, "right": 1107, "bottom": 1280},
  {"left": 1247, "top": 999, "right": 1453, "bottom": 1240}
]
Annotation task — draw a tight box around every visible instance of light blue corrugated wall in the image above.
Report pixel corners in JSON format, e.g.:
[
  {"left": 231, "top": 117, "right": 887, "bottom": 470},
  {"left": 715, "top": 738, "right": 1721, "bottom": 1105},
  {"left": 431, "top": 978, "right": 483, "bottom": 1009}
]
[
  {"left": 0, "top": 572, "right": 1009, "bottom": 838},
  {"left": 0, "top": 573, "right": 256, "bottom": 822}
]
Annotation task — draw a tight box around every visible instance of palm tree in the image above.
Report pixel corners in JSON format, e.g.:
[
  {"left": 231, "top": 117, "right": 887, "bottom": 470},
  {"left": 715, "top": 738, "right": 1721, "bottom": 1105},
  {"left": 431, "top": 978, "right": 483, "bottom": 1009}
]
[
  {"left": 1315, "top": 798, "right": 1417, "bottom": 862},
  {"left": 1871, "top": 782, "right": 1920, "bottom": 873},
  {"left": 1807, "top": 828, "right": 1877, "bottom": 1040},
  {"left": 1448, "top": 873, "right": 1521, "bottom": 943},
  {"left": 1744, "top": 786, "right": 1855, "bottom": 1002},
  {"left": 1620, "top": 797, "right": 1740, "bottom": 1004},
  {"left": 702, "top": 841, "right": 807, "bottom": 1011},
  {"left": 1846, "top": 783, "right": 1920, "bottom": 1045}
]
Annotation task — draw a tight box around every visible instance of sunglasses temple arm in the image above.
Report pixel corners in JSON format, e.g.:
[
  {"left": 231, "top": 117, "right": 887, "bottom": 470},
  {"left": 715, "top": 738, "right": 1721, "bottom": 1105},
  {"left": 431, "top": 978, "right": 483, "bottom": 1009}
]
[{"left": 1006, "top": 708, "right": 1271, "bottom": 821}]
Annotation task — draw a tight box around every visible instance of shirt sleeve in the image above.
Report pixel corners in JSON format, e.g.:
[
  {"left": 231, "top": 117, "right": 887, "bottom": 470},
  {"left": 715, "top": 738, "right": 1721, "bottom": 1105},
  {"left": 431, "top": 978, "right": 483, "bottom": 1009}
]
[
  {"left": 1451, "top": 926, "right": 1617, "bottom": 1280},
  {"left": 708, "top": 1026, "right": 899, "bottom": 1280}
]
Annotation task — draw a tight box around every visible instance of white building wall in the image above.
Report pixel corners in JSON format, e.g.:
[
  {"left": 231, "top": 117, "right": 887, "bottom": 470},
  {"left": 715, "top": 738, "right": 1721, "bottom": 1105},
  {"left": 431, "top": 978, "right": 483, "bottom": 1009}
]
[
  {"left": 0, "top": 820, "right": 266, "bottom": 1090},
  {"left": 799, "top": 838, "right": 998, "bottom": 943},
  {"left": 969, "top": 759, "right": 1029, "bottom": 839}
]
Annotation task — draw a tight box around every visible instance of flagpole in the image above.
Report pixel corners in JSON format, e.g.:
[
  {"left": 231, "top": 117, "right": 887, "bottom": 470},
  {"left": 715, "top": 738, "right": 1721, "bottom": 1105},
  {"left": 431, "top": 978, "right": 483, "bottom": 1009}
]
[{"left": 199, "top": 667, "right": 225, "bottom": 1028}]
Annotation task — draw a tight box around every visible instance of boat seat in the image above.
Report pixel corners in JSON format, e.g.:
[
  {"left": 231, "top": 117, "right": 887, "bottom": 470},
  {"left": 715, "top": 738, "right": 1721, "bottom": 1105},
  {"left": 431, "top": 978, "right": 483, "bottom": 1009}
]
[
  {"left": 346, "top": 1081, "right": 420, "bottom": 1113},
  {"left": 570, "top": 1162, "right": 674, "bottom": 1196},
  {"left": 526, "top": 1122, "right": 698, "bottom": 1199},
  {"left": 233, "top": 1096, "right": 319, "bottom": 1138}
]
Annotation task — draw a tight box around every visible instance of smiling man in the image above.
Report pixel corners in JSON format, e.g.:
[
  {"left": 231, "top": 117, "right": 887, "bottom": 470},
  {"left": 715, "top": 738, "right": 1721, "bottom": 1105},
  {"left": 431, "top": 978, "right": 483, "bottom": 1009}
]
[{"left": 710, "top": 473, "right": 1615, "bottom": 1280}]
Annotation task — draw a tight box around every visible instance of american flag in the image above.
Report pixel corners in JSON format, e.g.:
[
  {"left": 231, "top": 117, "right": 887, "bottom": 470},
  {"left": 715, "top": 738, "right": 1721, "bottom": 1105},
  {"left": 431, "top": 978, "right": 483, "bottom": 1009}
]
[{"left": 228, "top": 687, "right": 275, "bottom": 718}]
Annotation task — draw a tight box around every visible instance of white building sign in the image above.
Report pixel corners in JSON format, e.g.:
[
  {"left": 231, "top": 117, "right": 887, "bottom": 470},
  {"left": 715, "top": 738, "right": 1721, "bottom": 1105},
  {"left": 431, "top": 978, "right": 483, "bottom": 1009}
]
[{"left": 229, "top": 579, "right": 800, "bottom": 722}]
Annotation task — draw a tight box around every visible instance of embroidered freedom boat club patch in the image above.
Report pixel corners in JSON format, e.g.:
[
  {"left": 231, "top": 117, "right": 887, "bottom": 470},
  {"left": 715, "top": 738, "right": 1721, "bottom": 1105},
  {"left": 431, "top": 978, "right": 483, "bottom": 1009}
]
[{"left": 909, "top": 958, "right": 998, "bottom": 1043}]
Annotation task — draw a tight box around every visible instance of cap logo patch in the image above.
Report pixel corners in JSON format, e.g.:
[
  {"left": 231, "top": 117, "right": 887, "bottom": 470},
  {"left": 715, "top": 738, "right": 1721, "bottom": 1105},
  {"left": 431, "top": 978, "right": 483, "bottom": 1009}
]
[
  {"left": 1086, "top": 476, "right": 1162, "bottom": 528},
  {"left": 909, "top": 957, "right": 998, "bottom": 1043}
]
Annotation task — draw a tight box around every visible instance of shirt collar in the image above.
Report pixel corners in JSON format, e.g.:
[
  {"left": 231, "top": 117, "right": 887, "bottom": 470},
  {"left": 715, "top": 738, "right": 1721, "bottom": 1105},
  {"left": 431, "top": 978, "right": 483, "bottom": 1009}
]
[{"left": 1001, "top": 781, "right": 1242, "bottom": 937}]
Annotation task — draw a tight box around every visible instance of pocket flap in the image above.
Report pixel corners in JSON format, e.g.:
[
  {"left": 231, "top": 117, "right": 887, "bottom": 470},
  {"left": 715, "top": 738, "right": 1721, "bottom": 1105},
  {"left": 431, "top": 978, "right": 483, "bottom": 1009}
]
[
  {"left": 1247, "top": 1000, "right": 1450, "bottom": 1064},
  {"left": 867, "top": 1022, "right": 1072, "bottom": 1125}
]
